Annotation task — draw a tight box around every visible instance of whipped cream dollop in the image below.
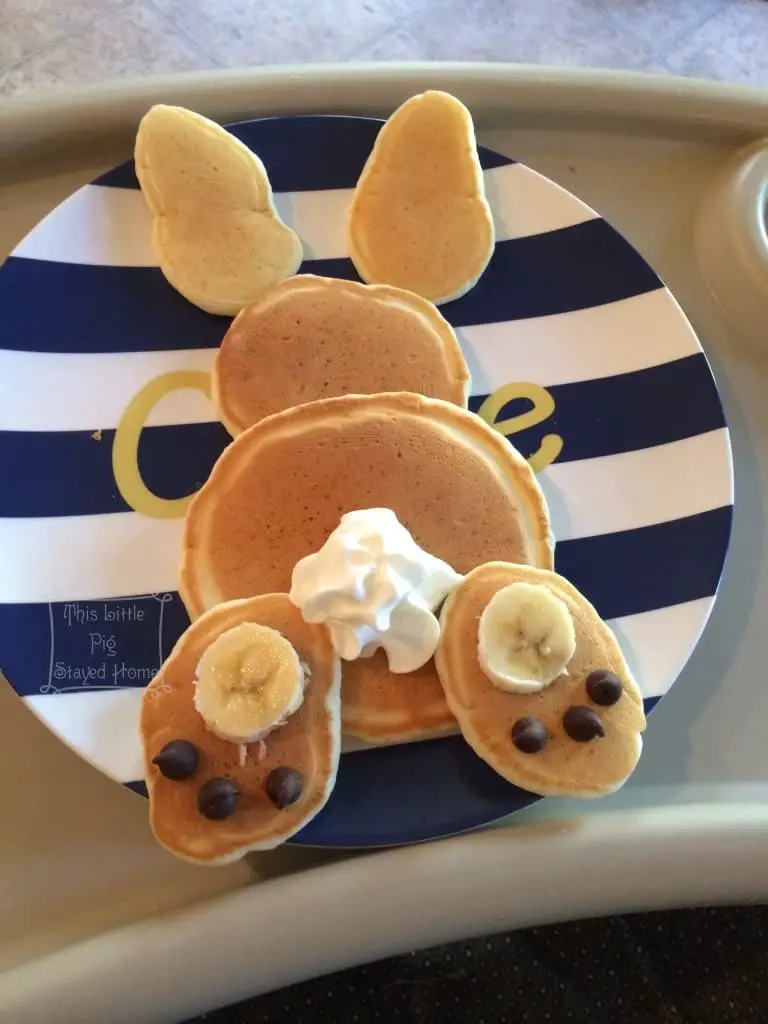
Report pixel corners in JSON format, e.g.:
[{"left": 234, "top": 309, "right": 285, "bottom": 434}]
[{"left": 289, "top": 508, "right": 462, "bottom": 674}]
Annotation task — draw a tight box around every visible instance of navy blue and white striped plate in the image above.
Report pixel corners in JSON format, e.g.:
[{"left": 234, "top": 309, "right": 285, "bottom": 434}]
[{"left": 0, "top": 115, "right": 733, "bottom": 847}]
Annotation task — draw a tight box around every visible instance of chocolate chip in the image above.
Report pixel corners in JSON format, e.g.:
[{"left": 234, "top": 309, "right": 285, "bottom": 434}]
[
  {"left": 266, "top": 766, "right": 303, "bottom": 809},
  {"left": 563, "top": 706, "right": 605, "bottom": 742},
  {"left": 586, "top": 669, "right": 623, "bottom": 706},
  {"left": 198, "top": 777, "right": 239, "bottom": 820},
  {"left": 511, "top": 717, "right": 548, "bottom": 753},
  {"left": 152, "top": 739, "right": 199, "bottom": 781}
]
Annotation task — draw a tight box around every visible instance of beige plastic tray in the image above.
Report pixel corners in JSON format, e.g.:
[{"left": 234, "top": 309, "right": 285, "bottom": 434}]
[{"left": 2, "top": 64, "right": 768, "bottom": 1024}]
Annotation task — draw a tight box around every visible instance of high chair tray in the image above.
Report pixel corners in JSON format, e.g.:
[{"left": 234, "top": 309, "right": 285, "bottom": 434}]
[{"left": 1, "top": 63, "right": 767, "bottom": 1024}]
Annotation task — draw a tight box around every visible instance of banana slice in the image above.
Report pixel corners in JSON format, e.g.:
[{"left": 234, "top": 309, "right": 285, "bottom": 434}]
[
  {"left": 477, "top": 582, "right": 576, "bottom": 693},
  {"left": 194, "top": 623, "right": 305, "bottom": 744}
]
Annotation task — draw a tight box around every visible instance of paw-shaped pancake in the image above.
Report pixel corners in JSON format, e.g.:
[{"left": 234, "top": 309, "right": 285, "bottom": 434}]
[
  {"left": 436, "top": 563, "right": 646, "bottom": 798},
  {"left": 140, "top": 595, "right": 340, "bottom": 863},
  {"left": 347, "top": 91, "right": 494, "bottom": 305},
  {"left": 135, "top": 105, "right": 303, "bottom": 316},
  {"left": 212, "top": 274, "right": 470, "bottom": 436}
]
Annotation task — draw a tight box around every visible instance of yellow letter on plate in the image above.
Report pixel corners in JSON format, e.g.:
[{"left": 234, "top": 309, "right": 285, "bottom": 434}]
[
  {"left": 476, "top": 382, "right": 563, "bottom": 473},
  {"left": 112, "top": 370, "right": 212, "bottom": 519}
]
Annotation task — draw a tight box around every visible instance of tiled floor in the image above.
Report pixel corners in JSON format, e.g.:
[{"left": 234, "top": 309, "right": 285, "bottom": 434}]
[{"left": 0, "top": 0, "right": 767, "bottom": 97}]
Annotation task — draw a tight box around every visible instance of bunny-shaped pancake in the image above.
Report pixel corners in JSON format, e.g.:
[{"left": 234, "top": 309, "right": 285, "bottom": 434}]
[{"left": 135, "top": 105, "right": 303, "bottom": 316}]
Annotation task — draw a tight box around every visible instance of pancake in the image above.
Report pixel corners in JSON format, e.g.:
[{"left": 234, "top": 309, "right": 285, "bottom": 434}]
[
  {"left": 140, "top": 595, "right": 341, "bottom": 864},
  {"left": 181, "top": 392, "right": 554, "bottom": 743},
  {"left": 212, "top": 274, "right": 470, "bottom": 436},
  {"left": 347, "top": 91, "right": 494, "bottom": 304},
  {"left": 436, "top": 563, "right": 646, "bottom": 798},
  {"left": 134, "top": 104, "right": 302, "bottom": 316},
  {"left": 340, "top": 651, "right": 457, "bottom": 744}
]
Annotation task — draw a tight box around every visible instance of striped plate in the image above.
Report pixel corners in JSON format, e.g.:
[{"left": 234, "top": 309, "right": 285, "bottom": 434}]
[{"left": 0, "top": 115, "right": 732, "bottom": 847}]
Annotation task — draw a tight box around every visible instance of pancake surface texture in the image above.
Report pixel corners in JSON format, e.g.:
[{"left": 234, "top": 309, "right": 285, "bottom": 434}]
[
  {"left": 347, "top": 91, "right": 494, "bottom": 304},
  {"left": 134, "top": 104, "right": 302, "bottom": 316},
  {"left": 140, "top": 595, "right": 341, "bottom": 864},
  {"left": 181, "top": 393, "right": 553, "bottom": 742},
  {"left": 213, "top": 274, "right": 470, "bottom": 436},
  {"left": 436, "top": 563, "right": 646, "bottom": 798}
]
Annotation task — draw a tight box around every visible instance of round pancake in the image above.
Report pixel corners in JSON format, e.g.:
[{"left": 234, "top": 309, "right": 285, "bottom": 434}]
[
  {"left": 140, "top": 595, "right": 341, "bottom": 864},
  {"left": 436, "top": 563, "right": 646, "bottom": 798},
  {"left": 181, "top": 393, "right": 554, "bottom": 743},
  {"left": 212, "top": 274, "right": 470, "bottom": 436}
]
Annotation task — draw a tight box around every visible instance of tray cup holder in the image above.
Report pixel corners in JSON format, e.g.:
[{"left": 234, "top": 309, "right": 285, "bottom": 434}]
[{"left": 695, "top": 139, "right": 768, "bottom": 348}]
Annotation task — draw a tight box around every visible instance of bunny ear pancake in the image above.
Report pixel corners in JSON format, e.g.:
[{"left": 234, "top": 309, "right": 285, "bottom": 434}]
[
  {"left": 347, "top": 91, "right": 495, "bottom": 305},
  {"left": 134, "top": 105, "right": 303, "bottom": 316}
]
